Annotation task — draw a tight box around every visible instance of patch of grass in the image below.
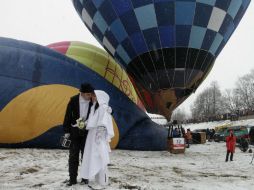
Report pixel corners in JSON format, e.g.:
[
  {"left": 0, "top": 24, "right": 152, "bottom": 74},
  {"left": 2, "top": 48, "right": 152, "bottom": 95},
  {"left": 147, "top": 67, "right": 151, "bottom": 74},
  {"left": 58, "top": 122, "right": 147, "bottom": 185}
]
[
  {"left": 20, "top": 167, "right": 39, "bottom": 175},
  {"left": 172, "top": 167, "right": 183, "bottom": 175},
  {"left": 119, "top": 183, "right": 142, "bottom": 190},
  {"left": 32, "top": 183, "right": 44, "bottom": 187}
]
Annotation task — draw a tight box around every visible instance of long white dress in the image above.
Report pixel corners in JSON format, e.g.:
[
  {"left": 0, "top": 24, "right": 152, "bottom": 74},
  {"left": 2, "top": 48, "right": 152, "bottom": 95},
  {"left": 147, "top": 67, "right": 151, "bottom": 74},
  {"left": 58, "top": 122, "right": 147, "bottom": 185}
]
[{"left": 80, "top": 90, "right": 114, "bottom": 185}]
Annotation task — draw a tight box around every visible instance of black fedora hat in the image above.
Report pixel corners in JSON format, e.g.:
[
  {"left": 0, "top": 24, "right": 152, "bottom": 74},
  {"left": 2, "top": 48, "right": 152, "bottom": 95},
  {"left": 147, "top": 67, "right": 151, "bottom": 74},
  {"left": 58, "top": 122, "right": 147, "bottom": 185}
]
[{"left": 80, "top": 83, "right": 94, "bottom": 93}]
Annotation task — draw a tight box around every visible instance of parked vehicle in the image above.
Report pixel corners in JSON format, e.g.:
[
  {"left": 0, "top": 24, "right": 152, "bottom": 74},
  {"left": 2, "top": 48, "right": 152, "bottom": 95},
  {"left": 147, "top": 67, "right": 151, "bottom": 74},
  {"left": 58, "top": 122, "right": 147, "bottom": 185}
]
[
  {"left": 214, "top": 130, "right": 226, "bottom": 142},
  {"left": 239, "top": 138, "right": 249, "bottom": 152},
  {"left": 246, "top": 125, "right": 254, "bottom": 145},
  {"left": 213, "top": 125, "right": 249, "bottom": 143},
  {"left": 214, "top": 122, "right": 232, "bottom": 132}
]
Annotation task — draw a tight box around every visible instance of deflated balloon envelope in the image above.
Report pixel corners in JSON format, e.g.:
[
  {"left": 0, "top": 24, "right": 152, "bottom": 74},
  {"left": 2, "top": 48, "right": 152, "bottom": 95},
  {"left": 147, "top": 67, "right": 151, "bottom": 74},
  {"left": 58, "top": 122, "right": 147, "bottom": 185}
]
[
  {"left": 47, "top": 41, "right": 145, "bottom": 111},
  {"left": 0, "top": 37, "right": 167, "bottom": 150},
  {"left": 72, "top": 0, "right": 251, "bottom": 118}
]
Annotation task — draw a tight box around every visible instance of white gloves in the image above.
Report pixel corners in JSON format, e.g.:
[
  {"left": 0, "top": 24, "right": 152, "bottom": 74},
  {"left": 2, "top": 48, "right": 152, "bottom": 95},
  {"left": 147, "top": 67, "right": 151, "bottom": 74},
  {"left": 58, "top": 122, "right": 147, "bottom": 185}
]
[
  {"left": 106, "top": 106, "right": 112, "bottom": 114},
  {"left": 95, "top": 127, "right": 106, "bottom": 145},
  {"left": 64, "top": 133, "right": 70, "bottom": 138}
]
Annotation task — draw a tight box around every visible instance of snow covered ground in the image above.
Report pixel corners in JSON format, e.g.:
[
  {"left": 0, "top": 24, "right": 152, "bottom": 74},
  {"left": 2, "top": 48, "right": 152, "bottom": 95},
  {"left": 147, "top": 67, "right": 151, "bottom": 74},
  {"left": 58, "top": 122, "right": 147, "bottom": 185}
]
[
  {"left": 1, "top": 142, "right": 254, "bottom": 190},
  {"left": 184, "top": 119, "right": 254, "bottom": 131}
]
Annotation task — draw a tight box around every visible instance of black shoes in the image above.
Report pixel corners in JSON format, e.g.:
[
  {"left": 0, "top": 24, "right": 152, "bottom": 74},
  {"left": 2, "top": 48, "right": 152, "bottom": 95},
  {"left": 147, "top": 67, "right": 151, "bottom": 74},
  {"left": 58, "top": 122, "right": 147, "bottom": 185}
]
[
  {"left": 64, "top": 178, "right": 88, "bottom": 186},
  {"left": 81, "top": 178, "right": 89, "bottom": 185},
  {"left": 66, "top": 180, "right": 77, "bottom": 186}
]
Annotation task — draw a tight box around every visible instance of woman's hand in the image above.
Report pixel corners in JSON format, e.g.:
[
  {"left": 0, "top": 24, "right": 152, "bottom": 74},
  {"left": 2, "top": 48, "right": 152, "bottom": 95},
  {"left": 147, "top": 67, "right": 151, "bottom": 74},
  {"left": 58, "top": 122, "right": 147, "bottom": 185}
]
[{"left": 95, "top": 126, "right": 106, "bottom": 144}]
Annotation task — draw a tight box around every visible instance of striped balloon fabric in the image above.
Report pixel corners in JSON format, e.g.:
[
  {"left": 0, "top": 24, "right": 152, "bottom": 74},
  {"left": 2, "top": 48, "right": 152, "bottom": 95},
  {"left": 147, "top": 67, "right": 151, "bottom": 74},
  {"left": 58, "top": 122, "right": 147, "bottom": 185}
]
[{"left": 72, "top": 0, "right": 250, "bottom": 118}]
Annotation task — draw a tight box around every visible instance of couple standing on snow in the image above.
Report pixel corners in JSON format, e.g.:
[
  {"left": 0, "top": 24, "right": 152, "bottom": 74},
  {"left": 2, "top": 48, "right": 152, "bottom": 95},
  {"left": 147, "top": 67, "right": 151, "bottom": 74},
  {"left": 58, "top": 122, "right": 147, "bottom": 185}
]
[{"left": 63, "top": 83, "right": 114, "bottom": 189}]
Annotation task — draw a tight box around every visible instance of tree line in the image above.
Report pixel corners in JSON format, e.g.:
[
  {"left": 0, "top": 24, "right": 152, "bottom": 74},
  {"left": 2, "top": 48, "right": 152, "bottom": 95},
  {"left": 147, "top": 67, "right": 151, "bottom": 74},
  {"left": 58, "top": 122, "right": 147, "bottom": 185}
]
[{"left": 172, "top": 69, "right": 254, "bottom": 123}]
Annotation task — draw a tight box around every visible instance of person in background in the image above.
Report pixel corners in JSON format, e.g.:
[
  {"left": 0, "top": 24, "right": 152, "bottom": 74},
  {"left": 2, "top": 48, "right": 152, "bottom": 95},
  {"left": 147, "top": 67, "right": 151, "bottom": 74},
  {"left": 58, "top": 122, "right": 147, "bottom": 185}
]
[
  {"left": 206, "top": 128, "right": 210, "bottom": 141},
  {"left": 172, "top": 128, "right": 181, "bottom": 138},
  {"left": 80, "top": 90, "right": 114, "bottom": 190},
  {"left": 186, "top": 129, "right": 192, "bottom": 148},
  {"left": 210, "top": 129, "right": 216, "bottom": 141},
  {"left": 225, "top": 130, "right": 236, "bottom": 162},
  {"left": 63, "top": 83, "right": 94, "bottom": 186},
  {"left": 181, "top": 127, "right": 186, "bottom": 138}
]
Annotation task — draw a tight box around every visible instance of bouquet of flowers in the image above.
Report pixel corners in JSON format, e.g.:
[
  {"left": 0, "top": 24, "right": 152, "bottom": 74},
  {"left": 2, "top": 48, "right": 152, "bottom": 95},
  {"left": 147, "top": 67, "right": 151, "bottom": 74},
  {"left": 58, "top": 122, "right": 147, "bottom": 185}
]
[{"left": 76, "top": 117, "right": 86, "bottom": 130}]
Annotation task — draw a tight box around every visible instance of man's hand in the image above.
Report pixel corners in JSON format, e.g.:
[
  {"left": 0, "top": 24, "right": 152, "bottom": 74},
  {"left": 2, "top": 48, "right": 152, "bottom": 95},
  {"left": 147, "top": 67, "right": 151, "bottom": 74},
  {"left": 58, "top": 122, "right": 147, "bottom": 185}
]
[{"left": 64, "top": 133, "right": 70, "bottom": 138}]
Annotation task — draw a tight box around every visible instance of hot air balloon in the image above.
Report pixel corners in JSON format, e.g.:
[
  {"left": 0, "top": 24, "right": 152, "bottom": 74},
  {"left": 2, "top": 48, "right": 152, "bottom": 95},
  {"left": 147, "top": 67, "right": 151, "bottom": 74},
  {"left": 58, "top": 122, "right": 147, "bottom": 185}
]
[
  {"left": 0, "top": 37, "right": 167, "bottom": 150},
  {"left": 72, "top": 0, "right": 251, "bottom": 119}
]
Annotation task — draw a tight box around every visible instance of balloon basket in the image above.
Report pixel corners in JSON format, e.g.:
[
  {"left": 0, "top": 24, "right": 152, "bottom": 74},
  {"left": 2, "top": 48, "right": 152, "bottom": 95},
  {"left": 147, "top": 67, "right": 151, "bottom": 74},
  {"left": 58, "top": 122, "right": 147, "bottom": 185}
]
[{"left": 167, "top": 137, "right": 185, "bottom": 154}]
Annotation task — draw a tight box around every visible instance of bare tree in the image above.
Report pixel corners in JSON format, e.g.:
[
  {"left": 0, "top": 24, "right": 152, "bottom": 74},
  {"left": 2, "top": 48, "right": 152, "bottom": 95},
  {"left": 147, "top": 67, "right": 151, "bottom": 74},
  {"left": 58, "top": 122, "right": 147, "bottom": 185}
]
[
  {"left": 222, "top": 89, "right": 242, "bottom": 114},
  {"left": 210, "top": 81, "right": 223, "bottom": 115},
  {"left": 235, "top": 71, "right": 254, "bottom": 111},
  {"left": 189, "top": 69, "right": 254, "bottom": 121},
  {"left": 191, "top": 81, "right": 223, "bottom": 121},
  {"left": 172, "top": 108, "right": 188, "bottom": 123}
]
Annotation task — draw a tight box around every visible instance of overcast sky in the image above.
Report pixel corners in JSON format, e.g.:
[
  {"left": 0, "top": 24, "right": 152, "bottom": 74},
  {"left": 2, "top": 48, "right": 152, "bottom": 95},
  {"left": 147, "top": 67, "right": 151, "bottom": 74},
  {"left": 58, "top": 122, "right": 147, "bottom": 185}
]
[{"left": 0, "top": 0, "right": 253, "bottom": 114}]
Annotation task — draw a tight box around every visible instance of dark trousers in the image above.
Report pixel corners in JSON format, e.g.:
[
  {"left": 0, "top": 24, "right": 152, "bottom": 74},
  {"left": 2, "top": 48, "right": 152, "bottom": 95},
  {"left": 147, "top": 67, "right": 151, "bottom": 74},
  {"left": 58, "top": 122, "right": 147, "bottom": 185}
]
[
  {"left": 69, "top": 136, "right": 86, "bottom": 182},
  {"left": 186, "top": 139, "right": 190, "bottom": 148},
  {"left": 225, "top": 150, "right": 234, "bottom": 161}
]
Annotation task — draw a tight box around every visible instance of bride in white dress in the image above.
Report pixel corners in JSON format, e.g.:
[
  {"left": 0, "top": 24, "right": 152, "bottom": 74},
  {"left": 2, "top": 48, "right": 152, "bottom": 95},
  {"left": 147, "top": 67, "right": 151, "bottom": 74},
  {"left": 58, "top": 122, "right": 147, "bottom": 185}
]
[{"left": 80, "top": 90, "right": 114, "bottom": 189}]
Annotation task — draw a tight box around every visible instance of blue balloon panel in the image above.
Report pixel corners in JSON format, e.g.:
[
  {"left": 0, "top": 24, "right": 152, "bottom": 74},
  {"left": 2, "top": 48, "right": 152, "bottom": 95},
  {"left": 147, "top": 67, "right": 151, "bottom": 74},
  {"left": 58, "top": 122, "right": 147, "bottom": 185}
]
[
  {"left": 72, "top": 0, "right": 251, "bottom": 118},
  {"left": 0, "top": 37, "right": 167, "bottom": 150}
]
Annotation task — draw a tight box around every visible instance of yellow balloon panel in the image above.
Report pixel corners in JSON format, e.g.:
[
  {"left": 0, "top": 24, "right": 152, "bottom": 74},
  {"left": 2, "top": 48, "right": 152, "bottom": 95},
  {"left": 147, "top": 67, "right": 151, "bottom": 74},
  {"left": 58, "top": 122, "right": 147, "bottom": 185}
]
[
  {"left": 66, "top": 42, "right": 140, "bottom": 105},
  {"left": 110, "top": 118, "right": 119, "bottom": 149},
  {"left": 0, "top": 84, "right": 78, "bottom": 143},
  {"left": 0, "top": 84, "right": 120, "bottom": 149}
]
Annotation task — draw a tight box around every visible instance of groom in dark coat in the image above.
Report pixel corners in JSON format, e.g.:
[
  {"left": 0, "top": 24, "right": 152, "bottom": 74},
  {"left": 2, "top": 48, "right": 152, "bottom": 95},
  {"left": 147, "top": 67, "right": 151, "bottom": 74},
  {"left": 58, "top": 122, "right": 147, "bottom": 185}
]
[{"left": 63, "top": 83, "right": 94, "bottom": 186}]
